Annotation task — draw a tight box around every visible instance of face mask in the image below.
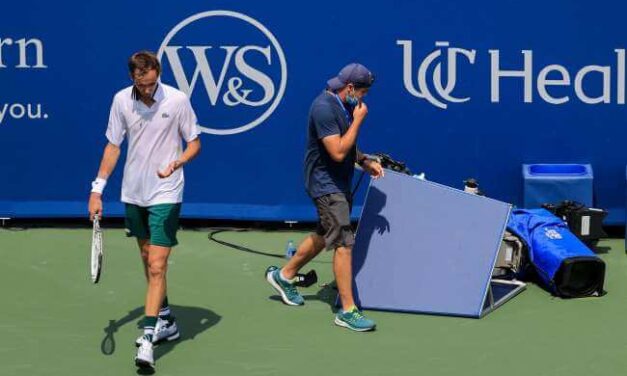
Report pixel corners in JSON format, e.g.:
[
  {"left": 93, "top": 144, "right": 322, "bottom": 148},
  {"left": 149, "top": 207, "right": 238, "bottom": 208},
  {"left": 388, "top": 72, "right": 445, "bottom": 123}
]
[{"left": 346, "top": 87, "right": 359, "bottom": 107}]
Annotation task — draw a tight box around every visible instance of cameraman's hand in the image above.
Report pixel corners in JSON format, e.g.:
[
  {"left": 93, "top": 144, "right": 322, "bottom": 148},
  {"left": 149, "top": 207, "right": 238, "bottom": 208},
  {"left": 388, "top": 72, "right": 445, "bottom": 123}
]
[
  {"left": 363, "top": 159, "right": 384, "bottom": 179},
  {"left": 352, "top": 101, "right": 368, "bottom": 122}
]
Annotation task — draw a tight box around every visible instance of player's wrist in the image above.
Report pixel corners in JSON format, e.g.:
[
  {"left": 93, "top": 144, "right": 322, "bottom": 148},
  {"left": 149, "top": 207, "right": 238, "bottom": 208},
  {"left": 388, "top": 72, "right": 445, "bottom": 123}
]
[{"left": 91, "top": 177, "right": 107, "bottom": 194}]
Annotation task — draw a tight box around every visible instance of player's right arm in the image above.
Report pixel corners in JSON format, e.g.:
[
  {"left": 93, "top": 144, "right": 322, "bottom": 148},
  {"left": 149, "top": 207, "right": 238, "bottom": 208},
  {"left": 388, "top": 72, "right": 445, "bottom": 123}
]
[
  {"left": 89, "top": 143, "right": 121, "bottom": 220},
  {"left": 89, "top": 95, "right": 126, "bottom": 220}
]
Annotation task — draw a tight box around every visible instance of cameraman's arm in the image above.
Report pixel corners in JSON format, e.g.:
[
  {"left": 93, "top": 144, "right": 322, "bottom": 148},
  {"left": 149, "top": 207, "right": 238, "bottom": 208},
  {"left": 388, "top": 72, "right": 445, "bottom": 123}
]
[
  {"left": 320, "top": 101, "right": 368, "bottom": 163},
  {"left": 358, "top": 150, "right": 384, "bottom": 178},
  {"left": 356, "top": 149, "right": 364, "bottom": 160},
  {"left": 356, "top": 149, "right": 368, "bottom": 166},
  {"left": 322, "top": 121, "right": 362, "bottom": 163}
]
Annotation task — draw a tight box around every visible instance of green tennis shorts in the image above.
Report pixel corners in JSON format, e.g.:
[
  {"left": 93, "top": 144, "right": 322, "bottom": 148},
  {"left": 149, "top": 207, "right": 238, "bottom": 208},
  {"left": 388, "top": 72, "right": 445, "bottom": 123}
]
[{"left": 124, "top": 203, "right": 181, "bottom": 247}]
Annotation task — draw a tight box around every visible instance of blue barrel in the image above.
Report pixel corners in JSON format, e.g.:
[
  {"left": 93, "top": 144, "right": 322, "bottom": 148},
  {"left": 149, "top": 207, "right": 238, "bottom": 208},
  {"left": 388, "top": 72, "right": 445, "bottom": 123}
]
[{"left": 523, "top": 164, "right": 593, "bottom": 208}]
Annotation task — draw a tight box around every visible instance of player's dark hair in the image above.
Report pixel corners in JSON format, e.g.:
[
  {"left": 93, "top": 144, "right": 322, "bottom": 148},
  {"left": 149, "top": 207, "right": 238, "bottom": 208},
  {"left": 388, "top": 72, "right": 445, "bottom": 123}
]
[
  {"left": 128, "top": 51, "right": 161, "bottom": 76},
  {"left": 128, "top": 51, "right": 161, "bottom": 100}
]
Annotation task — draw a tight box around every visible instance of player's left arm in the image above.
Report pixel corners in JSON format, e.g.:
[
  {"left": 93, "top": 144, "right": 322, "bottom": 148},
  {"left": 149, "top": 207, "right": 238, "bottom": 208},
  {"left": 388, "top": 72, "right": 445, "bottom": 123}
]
[
  {"left": 157, "top": 138, "right": 201, "bottom": 178},
  {"left": 179, "top": 138, "right": 201, "bottom": 166},
  {"left": 158, "top": 95, "right": 202, "bottom": 179}
]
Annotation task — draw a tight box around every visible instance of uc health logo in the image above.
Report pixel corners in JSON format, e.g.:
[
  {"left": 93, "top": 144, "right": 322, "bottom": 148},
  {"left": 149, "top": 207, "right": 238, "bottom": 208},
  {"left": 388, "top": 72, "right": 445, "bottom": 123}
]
[{"left": 399, "top": 40, "right": 627, "bottom": 109}]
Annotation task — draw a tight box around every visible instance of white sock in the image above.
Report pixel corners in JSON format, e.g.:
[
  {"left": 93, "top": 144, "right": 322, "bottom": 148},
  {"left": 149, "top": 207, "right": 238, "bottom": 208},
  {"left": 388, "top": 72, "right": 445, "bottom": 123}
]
[
  {"left": 159, "top": 307, "right": 171, "bottom": 319},
  {"left": 279, "top": 269, "right": 294, "bottom": 284},
  {"left": 143, "top": 326, "right": 155, "bottom": 339}
]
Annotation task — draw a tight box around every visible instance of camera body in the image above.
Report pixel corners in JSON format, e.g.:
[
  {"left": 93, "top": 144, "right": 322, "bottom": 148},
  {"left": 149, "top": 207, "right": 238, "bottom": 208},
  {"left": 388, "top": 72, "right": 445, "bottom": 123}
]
[
  {"left": 372, "top": 153, "right": 412, "bottom": 175},
  {"left": 542, "top": 200, "right": 607, "bottom": 247}
]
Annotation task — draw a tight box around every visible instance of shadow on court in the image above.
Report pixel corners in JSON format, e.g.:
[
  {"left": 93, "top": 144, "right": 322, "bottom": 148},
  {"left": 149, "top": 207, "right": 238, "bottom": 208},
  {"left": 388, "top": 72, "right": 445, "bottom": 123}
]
[
  {"left": 309, "top": 282, "right": 340, "bottom": 313},
  {"left": 100, "top": 305, "right": 221, "bottom": 374}
]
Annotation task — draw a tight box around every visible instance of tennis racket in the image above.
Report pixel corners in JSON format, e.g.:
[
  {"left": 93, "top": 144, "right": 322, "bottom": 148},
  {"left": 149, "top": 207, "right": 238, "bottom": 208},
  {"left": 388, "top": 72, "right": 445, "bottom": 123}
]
[{"left": 91, "top": 215, "right": 104, "bottom": 283}]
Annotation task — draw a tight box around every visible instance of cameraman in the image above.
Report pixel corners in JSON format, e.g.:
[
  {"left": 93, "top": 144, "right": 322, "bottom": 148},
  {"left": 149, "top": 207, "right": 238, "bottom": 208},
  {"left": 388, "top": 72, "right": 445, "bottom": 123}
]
[{"left": 265, "top": 63, "right": 383, "bottom": 332}]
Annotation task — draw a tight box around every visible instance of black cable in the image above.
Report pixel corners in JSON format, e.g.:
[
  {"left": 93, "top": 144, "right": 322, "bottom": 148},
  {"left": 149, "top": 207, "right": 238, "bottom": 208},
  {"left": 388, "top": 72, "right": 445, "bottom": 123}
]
[
  {"left": 208, "top": 228, "right": 331, "bottom": 264},
  {"left": 208, "top": 229, "right": 285, "bottom": 259}
]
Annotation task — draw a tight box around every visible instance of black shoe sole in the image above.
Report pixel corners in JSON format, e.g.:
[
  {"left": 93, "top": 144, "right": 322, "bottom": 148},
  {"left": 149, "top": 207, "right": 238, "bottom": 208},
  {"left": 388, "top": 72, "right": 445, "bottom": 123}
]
[{"left": 135, "top": 359, "right": 154, "bottom": 370}]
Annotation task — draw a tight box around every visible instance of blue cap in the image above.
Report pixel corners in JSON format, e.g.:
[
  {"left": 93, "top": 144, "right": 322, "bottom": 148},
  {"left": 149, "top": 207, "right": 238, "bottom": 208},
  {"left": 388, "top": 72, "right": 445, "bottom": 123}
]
[{"left": 326, "top": 63, "right": 375, "bottom": 90}]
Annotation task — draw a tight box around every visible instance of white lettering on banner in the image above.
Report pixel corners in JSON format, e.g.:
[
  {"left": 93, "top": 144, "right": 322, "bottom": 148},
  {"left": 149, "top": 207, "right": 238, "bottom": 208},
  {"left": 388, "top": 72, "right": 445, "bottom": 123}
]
[
  {"left": 0, "top": 103, "right": 47, "bottom": 125},
  {"left": 574, "top": 65, "right": 610, "bottom": 104},
  {"left": 400, "top": 40, "right": 627, "bottom": 108},
  {"left": 158, "top": 10, "right": 287, "bottom": 136},
  {"left": 490, "top": 50, "right": 616, "bottom": 104},
  {"left": 0, "top": 37, "right": 47, "bottom": 68},
  {"left": 537, "top": 64, "right": 570, "bottom": 105},
  {"left": 0, "top": 36, "right": 49, "bottom": 127},
  {"left": 617, "top": 49, "right": 626, "bottom": 104},
  {"left": 489, "top": 50, "right": 533, "bottom": 103}
]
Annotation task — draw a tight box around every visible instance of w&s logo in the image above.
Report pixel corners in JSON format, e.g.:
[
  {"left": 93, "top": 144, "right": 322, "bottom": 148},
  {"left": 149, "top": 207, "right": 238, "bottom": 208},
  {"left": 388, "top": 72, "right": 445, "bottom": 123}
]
[{"left": 158, "top": 10, "right": 287, "bottom": 135}]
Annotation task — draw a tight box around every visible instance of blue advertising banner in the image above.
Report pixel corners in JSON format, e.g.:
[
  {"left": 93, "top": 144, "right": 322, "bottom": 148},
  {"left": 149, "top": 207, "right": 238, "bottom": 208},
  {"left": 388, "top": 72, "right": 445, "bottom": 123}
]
[{"left": 1, "top": 1, "right": 625, "bottom": 223}]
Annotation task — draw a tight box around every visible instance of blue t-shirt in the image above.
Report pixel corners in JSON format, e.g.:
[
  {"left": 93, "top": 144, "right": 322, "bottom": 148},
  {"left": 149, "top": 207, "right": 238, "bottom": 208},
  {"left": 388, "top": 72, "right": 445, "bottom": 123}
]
[{"left": 304, "top": 91, "right": 356, "bottom": 198}]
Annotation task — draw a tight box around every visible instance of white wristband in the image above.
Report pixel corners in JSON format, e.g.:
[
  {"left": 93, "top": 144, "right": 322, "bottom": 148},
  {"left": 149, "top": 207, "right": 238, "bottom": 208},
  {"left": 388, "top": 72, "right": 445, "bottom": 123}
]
[{"left": 91, "top": 178, "right": 107, "bottom": 194}]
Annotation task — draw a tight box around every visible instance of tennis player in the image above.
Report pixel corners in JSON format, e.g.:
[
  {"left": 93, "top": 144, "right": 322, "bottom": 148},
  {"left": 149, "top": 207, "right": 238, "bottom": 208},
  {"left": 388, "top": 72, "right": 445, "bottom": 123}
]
[
  {"left": 266, "top": 63, "right": 383, "bottom": 332},
  {"left": 87, "top": 51, "right": 201, "bottom": 369}
]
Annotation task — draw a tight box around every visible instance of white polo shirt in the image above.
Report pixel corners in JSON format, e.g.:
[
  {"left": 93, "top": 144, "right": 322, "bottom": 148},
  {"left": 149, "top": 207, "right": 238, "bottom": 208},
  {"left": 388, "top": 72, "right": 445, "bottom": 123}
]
[{"left": 105, "top": 83, "right": 201, "bottom": 207}]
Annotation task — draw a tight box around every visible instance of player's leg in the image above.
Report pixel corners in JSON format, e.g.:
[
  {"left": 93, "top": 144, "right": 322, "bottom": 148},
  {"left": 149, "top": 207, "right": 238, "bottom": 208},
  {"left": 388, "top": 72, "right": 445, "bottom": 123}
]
[
  {"left": 137, "top": 238, "right": 174, "bottom": 320},
  {"left": 137, "top": 239, "right": 149, "bottom": 281},
  {"left": 125, "top": 204, "right": 156, "bottom": 368},
  {"left": 135, "top": 245, "right": 170, "bottom": 369},
  {"left": 134, "top": 236, "right": 176, "bottom": 347},
  {"left": 146, "top": 204, "right": 181, "bottom": 343},
  {"left": 127, "top": 206, "right": 170, "bottom": 341},
  {"left": 144, "top": 244, "right": 171, "bottom": 324}
]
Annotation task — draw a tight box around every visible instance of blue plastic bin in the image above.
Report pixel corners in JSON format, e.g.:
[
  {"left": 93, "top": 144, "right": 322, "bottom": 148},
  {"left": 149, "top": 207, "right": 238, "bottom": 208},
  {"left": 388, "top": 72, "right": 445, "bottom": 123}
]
[{"left": 523, "top": 164, "right": 593, "bottom": 208}]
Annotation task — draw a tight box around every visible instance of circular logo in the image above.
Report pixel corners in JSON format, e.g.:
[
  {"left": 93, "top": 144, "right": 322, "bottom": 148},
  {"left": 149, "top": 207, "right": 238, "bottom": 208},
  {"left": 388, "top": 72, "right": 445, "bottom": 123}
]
[{"left": 158, "top": 10, "right": 287, "bottom": 135}]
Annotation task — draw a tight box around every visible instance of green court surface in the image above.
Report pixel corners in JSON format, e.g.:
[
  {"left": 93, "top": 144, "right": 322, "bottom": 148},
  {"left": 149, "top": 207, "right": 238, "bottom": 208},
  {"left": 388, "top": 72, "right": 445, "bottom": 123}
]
[{"left": 1, "top": 227, "right": 627, "bottom": 376}]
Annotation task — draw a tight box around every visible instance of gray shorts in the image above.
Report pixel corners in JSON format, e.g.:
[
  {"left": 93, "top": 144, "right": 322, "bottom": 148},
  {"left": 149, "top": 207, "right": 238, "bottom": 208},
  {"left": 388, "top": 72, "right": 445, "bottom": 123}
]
[{"left": 313, "top": 193, "right": 355, "bottom": 251}]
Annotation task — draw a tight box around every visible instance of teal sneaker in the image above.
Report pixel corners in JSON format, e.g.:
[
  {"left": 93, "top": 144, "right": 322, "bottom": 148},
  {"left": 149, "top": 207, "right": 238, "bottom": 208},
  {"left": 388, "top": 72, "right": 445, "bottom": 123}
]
[
  {"left": 335, "top": 307, "right": 376, "bottom": 332},
  {"left": 266, "top": 267, "right": 304, "bottom": 306}
]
